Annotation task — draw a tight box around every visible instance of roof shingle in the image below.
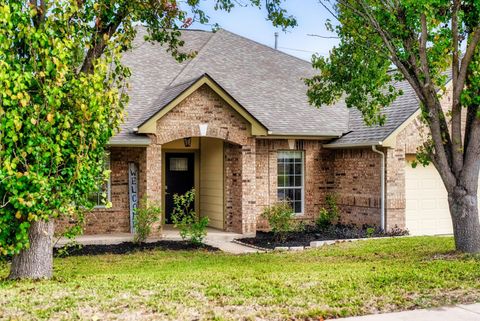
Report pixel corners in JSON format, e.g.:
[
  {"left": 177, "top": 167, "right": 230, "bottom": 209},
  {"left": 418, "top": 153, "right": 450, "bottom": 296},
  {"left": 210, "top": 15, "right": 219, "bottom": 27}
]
[{"left": 110, "top": 27, "right": 424, "bottom": 147}]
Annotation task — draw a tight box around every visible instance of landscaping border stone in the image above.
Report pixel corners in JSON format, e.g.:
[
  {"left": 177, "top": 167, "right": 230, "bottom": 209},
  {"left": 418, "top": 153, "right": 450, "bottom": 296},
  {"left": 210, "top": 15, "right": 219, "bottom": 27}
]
[
  {"left": 310, "top": 236, "right": 407, "bottom": 248},
  {"left": 231, "top": 239, "right": 271, "bottom": 252},
  {"left": 233, "top": 235, "right": 410, "bottom": 252}
]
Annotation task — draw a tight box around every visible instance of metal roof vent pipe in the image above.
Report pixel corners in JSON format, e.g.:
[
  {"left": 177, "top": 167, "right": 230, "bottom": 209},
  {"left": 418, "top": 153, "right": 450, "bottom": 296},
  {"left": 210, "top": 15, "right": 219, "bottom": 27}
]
[{"left": 274, "top": 32, "right": 279, "bottom": 50}]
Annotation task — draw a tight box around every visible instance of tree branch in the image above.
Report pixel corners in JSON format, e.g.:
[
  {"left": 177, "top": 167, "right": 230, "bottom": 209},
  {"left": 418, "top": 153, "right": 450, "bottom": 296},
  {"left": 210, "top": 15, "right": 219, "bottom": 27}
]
[
  {"left": 79, "top": 6, "right": 128, "bottom": 74},
  {"left": 29, "top": 0, "right": 46, "bottom": 28},
  {"left": 464, "top": 102, "right": 479, "bottom": 159},
  {"left": 318, "top": 0, "right": 340, "bottom": 21},
  {"left": 451, "top": 0, "right": 463, "bottom": 175},
  {"left": 455, "top": 27, "right": 480, "bottom": 99},
  {"left": 461, "top": 108, "right": 480, "bottom": 191},
  {"left": 419, "top": 13, "right": 431, "bottom": 87},
  {"left": 354, "top": 0, "right": 454, "bottom": 185}
]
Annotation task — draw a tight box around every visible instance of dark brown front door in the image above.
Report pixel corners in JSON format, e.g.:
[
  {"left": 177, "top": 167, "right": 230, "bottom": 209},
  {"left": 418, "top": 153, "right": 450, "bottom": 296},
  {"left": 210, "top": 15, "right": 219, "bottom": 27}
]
[{"left": 165, "top": 153, "right": 195, "bottom": 224}]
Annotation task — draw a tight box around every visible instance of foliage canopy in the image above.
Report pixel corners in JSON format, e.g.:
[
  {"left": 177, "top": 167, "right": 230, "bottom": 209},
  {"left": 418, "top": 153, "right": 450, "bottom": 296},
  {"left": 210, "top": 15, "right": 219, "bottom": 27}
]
[{"left": 0, "top": 0, "right": 294, "bottom": 256}]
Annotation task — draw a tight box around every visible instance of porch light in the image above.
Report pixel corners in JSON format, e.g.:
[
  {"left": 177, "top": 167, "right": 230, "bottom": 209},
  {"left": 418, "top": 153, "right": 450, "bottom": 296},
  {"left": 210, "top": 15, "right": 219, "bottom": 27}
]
[
  {"left": 183, "top": 137, "right": 192, "bottom": 147},
  {"left": 199, "top": 123, "right": 208, "bottom": 136}
]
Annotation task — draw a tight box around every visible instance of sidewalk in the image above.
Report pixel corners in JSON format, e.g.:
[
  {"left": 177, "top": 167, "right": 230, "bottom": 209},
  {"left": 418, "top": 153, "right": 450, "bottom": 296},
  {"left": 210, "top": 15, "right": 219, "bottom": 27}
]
[{"left": 338, "top": 303, "right": 480, "bottom": 320}]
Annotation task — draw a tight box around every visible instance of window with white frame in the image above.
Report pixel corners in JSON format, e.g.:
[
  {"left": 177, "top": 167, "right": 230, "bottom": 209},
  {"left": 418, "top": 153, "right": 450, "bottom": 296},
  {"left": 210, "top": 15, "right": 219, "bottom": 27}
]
[
  {"left": 88, "top": 154, "right": 111, "bottom": 207},
  {"left": 277, "top": 150, "right": 304, "bottom": 214}
]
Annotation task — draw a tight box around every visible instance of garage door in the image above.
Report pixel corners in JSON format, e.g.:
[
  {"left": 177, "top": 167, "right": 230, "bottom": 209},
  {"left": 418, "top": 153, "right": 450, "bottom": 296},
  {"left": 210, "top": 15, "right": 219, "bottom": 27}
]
[{"left": 405, "top": 160, "right": 480, "bottom": 235}]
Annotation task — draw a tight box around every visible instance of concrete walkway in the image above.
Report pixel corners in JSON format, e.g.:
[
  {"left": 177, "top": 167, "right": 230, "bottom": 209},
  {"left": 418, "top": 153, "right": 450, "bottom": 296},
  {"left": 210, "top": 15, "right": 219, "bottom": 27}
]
[
  {"left": 338, "top": 304, "right": 480, "bottom": 320},
  {"left": 55, "top": 226, "right": 261, "bottom": 254},
  {"left": 162, "top": 226, "right": 260, "bottom": 254}
]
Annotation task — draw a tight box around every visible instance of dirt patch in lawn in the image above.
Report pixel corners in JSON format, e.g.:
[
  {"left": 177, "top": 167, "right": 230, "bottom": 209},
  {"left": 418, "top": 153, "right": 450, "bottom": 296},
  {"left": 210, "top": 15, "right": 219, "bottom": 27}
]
[
  {"left": 236, "top": 224, "right": 408, "bottom": 249},
  {"left": 55, "top": 240, "right": 219, "bottom": 257}
]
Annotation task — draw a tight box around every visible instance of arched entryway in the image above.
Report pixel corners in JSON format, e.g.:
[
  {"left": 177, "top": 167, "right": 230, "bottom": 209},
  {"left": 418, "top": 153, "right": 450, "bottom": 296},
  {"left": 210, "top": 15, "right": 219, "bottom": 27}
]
[{"left": 162, "top": 136, "right": 239, "bottom": 230}]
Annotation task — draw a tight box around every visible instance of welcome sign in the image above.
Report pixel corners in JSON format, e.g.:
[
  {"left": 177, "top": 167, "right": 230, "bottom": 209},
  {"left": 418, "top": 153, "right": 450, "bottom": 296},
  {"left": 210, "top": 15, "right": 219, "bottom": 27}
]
[{"left": 128, "top": 162, "right": 139, "bottom": 233}]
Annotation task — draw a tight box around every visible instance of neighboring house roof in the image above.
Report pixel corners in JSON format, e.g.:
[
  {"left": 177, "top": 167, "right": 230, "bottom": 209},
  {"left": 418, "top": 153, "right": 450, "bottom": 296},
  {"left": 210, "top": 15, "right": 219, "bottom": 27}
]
[{"left": 110, "top": 27, "right": 426, "bottom": 148}]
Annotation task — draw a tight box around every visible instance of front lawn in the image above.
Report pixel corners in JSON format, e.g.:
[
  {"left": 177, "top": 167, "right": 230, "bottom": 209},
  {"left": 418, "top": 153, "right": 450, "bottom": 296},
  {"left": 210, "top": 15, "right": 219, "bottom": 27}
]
[{"left": 1, "top": 237, "right": 480, "bottom": 320}]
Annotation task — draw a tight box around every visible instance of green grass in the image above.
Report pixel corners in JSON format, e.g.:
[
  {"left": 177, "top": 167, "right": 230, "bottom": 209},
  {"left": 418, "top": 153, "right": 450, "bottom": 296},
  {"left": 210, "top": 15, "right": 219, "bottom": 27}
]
[{"left": 1, "top": 237, "right": 480, "bottom": 320}]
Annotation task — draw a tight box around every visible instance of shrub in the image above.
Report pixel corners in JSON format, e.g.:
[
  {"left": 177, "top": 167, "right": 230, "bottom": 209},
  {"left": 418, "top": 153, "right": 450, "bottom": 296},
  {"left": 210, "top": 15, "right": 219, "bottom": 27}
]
[
  {"left": 261, "top": 201, "right": 296, "bottom": 242},
  {"left": 133, "top": 197, "right": 162, "bottom": 244},
  {"left": 171, "top": 189, "right": 209, "bottom": 245},
  {"left": 316, "top": 194, "right": 339, "bottom": 230},
  {"left": 295, "top": 220, "right": 307, "bottom": 233},
  {"left": 366, "top": 227, "right": 375, "bottom": 238}
]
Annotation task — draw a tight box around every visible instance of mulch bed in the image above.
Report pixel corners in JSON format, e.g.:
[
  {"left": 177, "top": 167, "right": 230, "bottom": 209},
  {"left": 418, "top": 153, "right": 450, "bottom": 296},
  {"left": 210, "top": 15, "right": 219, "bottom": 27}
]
[
  {"left": 55, "top": 240, "right": 219, "bottom": 257},
  {"left": 236, "top": 224, "right": 408, "bottom": 250}
]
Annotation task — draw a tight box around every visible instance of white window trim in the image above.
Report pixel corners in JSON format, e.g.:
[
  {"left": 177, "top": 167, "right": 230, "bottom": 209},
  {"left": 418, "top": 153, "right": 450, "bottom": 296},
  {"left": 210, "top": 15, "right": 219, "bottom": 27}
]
[
  {"left": 277, "top": 150, "right": 305, "bottom": 215},
  {"left": 93, "top": 155, "right": 111, "bottom": 209}
]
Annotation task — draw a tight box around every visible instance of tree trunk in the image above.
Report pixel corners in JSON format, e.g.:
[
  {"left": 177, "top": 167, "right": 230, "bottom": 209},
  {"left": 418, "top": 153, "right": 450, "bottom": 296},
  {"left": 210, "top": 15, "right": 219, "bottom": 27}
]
[
  {"left": 449, "top": 187, "right": 480, "bottom": 253},
  {"left": 8, "top": 220, "right": 54, "bottom": 280}
]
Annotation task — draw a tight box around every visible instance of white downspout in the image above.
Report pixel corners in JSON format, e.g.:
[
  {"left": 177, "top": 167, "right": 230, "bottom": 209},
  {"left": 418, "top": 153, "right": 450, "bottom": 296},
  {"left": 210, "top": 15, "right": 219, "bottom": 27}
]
[{"left": 372, "top": 145, "right": 385, "bottom": 231}]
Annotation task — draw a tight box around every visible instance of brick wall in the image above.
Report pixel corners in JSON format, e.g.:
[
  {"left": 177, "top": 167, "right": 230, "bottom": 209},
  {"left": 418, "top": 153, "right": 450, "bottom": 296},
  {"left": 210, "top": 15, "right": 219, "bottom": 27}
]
[
  {"left": 224, "top": 142, "right": 243, "bottom": 233},
  {"left": 385, "top": 131, "right": 407, "bottom": 229},
  {"left": 403, "top": 81, "right": 456, "bottom": 154},
  {"left": 255, "top": 139, "right": 333, "bottom": 230},
  {"left": 155, "top": 84, "right": 250, "bottom": 146},
  {"left": 56, "top": 147, "right": 147, "bottom": 235},
  {"left": 328, "top": 145, "right": 407, "bottom": 230},
  {"left": 331, "top": 148, "right": 382, "bottom": 227},
  {"left": 57, "top": 82, "right": 430, "bottom": 236},
  {"left": 155, "top": 84, "right": 256, "bottom": 234}
]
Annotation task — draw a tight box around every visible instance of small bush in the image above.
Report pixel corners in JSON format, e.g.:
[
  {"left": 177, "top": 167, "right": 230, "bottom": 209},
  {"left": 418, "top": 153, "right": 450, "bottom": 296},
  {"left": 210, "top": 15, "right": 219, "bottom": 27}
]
[
  {"left": 295, "top": 220, "right": 307, "bottom": 233},
  {"left": 171, "top": 189, "right": 209, "bottom": 245},
  {"left": 133, "top": 197, "right": 162, "bottom": 244},
  {"left": 262, "top": 201, "right": 296, "bottom": 242},
  {"left": 366, "top": 227, "right": 375, "bottom": 238},
  {"left": 316, "top": 194, "right": 339, "bottom": 230}
]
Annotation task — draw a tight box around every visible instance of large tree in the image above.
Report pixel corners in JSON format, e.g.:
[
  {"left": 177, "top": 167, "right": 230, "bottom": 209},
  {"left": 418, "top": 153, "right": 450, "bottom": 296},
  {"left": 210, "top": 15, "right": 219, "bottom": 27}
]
[
  {"left": 0, "top": 0, "right": 294, "bottom": 280},
  {"left": 306, "top": 0, "right": 480, "bottom": 253}
]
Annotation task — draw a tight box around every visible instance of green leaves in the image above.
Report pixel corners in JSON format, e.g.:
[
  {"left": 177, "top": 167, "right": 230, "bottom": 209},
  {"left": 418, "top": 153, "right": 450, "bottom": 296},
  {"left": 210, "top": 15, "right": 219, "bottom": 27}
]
[
  {"left": 0, "top": 0, "right": 121, "bottom": 256},
  {"left": 306, "top": 0, "right": 479, "bottom": 127},
  {"left": 306, "top": 38, "right": 399, "bottom": 126},
  {"left": 0, "top": 0, "right": 294, "bottom": 256}
]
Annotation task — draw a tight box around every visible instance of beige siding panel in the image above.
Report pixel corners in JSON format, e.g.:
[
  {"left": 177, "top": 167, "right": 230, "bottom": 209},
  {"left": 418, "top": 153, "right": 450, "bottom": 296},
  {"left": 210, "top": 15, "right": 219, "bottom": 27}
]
[
  {"left": 405, "top": 161, "right": 480, "bottom": 235},
  {"left": 200, "top": 138, "right": 224, "bottom": 229}
]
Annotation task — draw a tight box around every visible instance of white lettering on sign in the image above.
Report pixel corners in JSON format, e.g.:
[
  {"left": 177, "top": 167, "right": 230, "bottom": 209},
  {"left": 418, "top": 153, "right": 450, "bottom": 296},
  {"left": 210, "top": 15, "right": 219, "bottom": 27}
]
[{"left": 128, "top": 162, "right": 138, "bottom": 233}]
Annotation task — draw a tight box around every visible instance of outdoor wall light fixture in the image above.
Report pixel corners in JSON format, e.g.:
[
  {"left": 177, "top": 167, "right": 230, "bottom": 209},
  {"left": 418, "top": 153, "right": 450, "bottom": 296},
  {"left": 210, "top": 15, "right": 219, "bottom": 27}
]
[{"left": 183, "top": 137, "right": 192, "bottom": 147}]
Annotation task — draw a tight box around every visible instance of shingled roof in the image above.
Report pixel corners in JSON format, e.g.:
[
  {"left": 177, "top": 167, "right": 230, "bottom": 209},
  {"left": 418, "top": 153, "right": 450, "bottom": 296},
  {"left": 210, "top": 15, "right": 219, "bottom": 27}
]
[
  {"left": 110, "top": 27, "right": 423, "bottom": 147},
  {"left": 325, "top": 79, "right": 420, "bottom": 148}
]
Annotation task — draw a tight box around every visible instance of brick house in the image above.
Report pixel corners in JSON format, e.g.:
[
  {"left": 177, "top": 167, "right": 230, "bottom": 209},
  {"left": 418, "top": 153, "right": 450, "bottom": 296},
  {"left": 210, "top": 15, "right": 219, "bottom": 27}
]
[{"left": 74, "top": 27, "right": 476, "bottom": 236}]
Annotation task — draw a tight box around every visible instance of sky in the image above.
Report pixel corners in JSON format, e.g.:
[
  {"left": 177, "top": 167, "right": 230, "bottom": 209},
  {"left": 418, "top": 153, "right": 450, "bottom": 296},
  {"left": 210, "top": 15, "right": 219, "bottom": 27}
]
[{"left": 186, "top": 1, "right": 339, "bottom": 61}]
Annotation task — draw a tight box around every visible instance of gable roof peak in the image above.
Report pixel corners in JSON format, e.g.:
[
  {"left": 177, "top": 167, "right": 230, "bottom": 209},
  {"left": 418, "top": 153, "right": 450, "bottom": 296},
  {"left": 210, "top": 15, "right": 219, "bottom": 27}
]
[{"left": 216, "top": 28, "right": 312, "bottom": 65}]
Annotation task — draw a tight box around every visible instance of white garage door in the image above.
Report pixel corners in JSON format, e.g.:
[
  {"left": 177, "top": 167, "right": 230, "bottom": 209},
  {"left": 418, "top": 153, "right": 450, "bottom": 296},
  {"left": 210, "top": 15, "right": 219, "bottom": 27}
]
[{"left": 405, "top": 161, "right": 480, "bottom": 235}]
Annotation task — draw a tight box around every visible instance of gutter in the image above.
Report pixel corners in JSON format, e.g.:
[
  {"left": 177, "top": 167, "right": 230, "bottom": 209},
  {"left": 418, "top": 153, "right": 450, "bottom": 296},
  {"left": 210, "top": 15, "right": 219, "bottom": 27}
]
[
  {"left": 266, "top": 131, "right": 343, "bottom": 139},
  {"left": 108, "top": 139, "right": 151, "bottom": 147},
  {"left": 323, "top": 140, "right": 385, "bottom": 149},
  {"left": 371, "top": 145, "right": 386, "bottom": 231}
]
